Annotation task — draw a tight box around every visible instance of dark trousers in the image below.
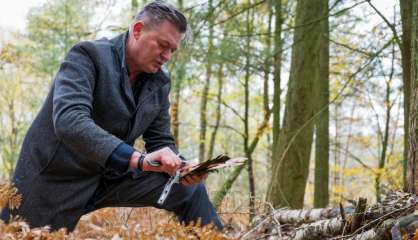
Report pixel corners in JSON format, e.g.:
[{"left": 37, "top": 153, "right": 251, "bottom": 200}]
[{"left": 1, "top": 169, "right": 223, "bottom": 231}]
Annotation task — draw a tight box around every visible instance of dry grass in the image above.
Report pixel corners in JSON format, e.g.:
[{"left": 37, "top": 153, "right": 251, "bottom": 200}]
[
  {"left": 0, "top": 182, "right": 21, "bottom": 210},
  {"left": 0, "top": 182, "right": 252, "bottom": 239}
]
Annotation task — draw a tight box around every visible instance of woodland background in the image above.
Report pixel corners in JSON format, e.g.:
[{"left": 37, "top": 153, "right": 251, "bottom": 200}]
[{"left": 0, "top": 0, "right": 417, "bottom": 236}]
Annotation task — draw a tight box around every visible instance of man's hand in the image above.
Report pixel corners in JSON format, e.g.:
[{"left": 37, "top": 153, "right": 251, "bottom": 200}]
[
  {"left": 141, "top": 147, "right": 182, "bottom": 176},
  {"left": 129, "top": 148, "right": 207, "bottom": 185},
  {"left": 180, "top": 163, "right": 208, "bottom": 186}
]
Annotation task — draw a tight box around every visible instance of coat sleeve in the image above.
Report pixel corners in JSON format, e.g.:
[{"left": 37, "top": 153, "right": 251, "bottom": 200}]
[
  {"left": 52, "top": 43, "right": 123, "bottom": 167},
  {"left": 143, "top": 83, "right": 178, "bottom": 154}
]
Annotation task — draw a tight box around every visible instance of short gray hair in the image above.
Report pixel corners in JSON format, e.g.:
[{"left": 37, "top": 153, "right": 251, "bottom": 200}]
[{"left": 135, "top": 0, "right": 188, "bottom": 34}]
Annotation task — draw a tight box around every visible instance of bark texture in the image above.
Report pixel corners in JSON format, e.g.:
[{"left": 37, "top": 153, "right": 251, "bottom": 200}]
[
  {"left": 313, "top": 0, "right": 330, "bottom": 208},
  {"left": 400, "top": 0, "right": 412, "bottom": 191},
  {"left": 407, "top": 0, "right": 418, "bottom": 194},
  {"left": 199, "top": 0, "right": 214, "bottom": 163},
  {"left": 267, "top": 0, "right": 323, "bottom": 208}
]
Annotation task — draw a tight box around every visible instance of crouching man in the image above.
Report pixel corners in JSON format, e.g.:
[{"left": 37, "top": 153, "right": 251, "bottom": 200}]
[{"left": 1, "top": 0, "right": 222, "bottom": 231}]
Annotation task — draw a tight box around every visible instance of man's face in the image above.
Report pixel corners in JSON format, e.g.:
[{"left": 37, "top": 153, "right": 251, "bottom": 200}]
[{"left": 130, "top": 20, "right": 183, "bottom": 74}]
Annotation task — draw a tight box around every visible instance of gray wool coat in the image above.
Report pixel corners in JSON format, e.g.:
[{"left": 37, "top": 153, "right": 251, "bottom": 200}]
[{"left": 10, "top": 32, "right": 177, "bottom": 229}]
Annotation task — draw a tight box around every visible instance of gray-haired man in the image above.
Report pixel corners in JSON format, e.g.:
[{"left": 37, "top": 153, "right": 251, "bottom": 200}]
[{"left": 1, "top": 0, "right": 223, "bottom": 231}]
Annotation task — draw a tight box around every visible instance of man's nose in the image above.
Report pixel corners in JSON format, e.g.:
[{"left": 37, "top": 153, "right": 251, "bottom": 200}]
[{"left": 161, "top": 49, "right": 172, "bottom": 61}]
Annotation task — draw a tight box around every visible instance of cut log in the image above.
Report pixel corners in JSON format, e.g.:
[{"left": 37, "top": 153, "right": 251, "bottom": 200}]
[
  {"left": 272, "top": 207, "right": 354, "bottom": 224},
  {"left": 292, "top": 218, "right": 344, "bottom": 240},
  {"left": 247, "top": 192, "right": 417, "bottom": 240}
]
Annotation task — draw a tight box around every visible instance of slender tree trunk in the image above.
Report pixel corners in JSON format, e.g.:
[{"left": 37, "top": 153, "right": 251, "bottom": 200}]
[
  {"left": 171, "top": 82, "right": 181, "bottom": 147},
  {"left": 199, "top": 0, "right": 214, "bottom": 163},
  {"left": 375, "top": 47, "right": 395, "bottom": 202},
  {"left": 266, "top": 0, "right": 283, "bottom": 200},
  {"left": 212, "top": 114, "right": 270, "bottom": 209},
  {"left": 7, "top": 100, "right": 18, "bottom": 179},
  {"left": 313, "top": 0, "right": 329, "bottom": 208},
  {"left": 212, "top": 165, "right": 243, "bottom": 209},
  {"left": 407, "top": 0, "right": 418, "bottom": 194},
  {"left": 341, "top": 102, "right": 356, "bottom": 203},
  {"left": 332, "top": 103, "right": 341, "bottom": 205},
  {"left": 272, "top": 0, "right": 283, "bottom": 159},
  {"left": 400, "top": 0, "right": 412, "bottom": 191},
  {"left": 244, "top": 1, "right": 256, "bottom": 220},
  {"left": 267, "top": 0, "right": 322, "bottom": 208},
  {"left": 265, "top": 7, "right": 273, "bottom": 178},
  {"left": 170, "top": 0, "right": 185, "bottom": 147},
  {"left": 207, "top": 64, "right": 224, "bottom": 160}
]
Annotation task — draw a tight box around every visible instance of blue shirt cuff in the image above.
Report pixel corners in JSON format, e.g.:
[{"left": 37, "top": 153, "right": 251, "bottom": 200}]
[{"left": 106, "top": 143, "right": 135, "bottom": 173}]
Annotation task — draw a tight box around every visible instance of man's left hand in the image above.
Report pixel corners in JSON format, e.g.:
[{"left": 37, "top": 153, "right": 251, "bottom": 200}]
[{"left": 180, "top": 163, "right": 208, "bottom": 186}]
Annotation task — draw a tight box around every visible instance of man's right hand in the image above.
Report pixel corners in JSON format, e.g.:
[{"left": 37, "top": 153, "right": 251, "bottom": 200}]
[{"left": 141, "top": 147, "right": 182, "bottom": 176}]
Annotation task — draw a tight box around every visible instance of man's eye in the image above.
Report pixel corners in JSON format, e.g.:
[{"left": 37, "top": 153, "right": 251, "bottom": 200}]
[{"left": 159, "top": 42, "right": 169, "bottom": 49}]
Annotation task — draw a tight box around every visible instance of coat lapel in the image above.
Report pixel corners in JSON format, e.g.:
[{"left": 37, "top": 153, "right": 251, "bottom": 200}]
[
  {"left": 136, "top": 73, "right": 164, "bottom": 109},
  {"left": 111, "top": 32, "right": 136, "bottom": 111},
  {"left": 125, "top": 72, "right": 169, "bottom": 143}
]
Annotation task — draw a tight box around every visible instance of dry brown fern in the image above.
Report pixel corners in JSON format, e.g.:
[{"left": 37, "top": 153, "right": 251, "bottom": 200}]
[
  {"left": 74, "top": 208, "right": 232, "bottom": 239},
  {"left": 0, "top": 182, "right": 21, "bottom": 210},
  {"left": 0, "top": 181, "right": 242, "bottom": 239}
]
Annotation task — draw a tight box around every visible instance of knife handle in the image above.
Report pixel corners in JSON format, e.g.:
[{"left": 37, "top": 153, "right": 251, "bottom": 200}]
[
  {"left": 149, "top": 160, "right": 161, "bottom": 167},
  {"left": 148, "top": 160, "right": 187, "bottom": 167}
]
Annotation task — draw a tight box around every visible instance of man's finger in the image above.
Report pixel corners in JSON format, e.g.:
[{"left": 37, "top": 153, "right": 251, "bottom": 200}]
[
  {"left": 186, "top": 176, "right": 196, "bottom": 185},
  {"left": 180, "top": 163, "right": 198, "bottom": 173},
  {"left": 180, "top": 164, "right": 193, "bottom": 173},
  {"left": 184, "top": 175, "right": 201, "bottom": 185},
  {"left": 188, "top": 175, "right": 198, "bottom": 183},
  {"left": 181, "top": 177, "right": 190, "bottom": 185}
]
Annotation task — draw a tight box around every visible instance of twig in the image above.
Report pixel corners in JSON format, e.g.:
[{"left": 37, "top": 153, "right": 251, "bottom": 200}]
[
  {"left": 267, "top": 202, "right": 283, "bottom": 238},
  {"left": 350, "top": 198, "right": 368, "bottom": 233},
  {"left": 123, "top": 208, "right": 134, "bottom": 227},
  {"left": 340, "top": 202, "right": 349, "bottom": 236},
  {"left": 366, "top": 0, "right": 401, "bottom": 49},
  {"left": 240, "top": 215, "right": 271, "bottom": 239}
]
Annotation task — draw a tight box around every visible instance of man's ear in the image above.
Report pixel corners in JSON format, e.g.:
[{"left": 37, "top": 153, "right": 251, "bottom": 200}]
[{"left": 132, "top": 21, "right": 145, "bottom": 39}]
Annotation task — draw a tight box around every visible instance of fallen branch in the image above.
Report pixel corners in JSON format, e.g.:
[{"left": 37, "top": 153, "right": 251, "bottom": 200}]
[
  {"left": 272, "top": 207, "right": 354, "bottom": 224},
  {"left": 253, "top": 192, "right": 417, "bottom": 240},
  {"left": 292, "top": 218, "right": 344, "bottom": 240}
]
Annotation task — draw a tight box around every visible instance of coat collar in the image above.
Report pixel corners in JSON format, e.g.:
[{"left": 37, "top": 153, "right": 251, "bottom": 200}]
[{"left": 110, "top": 31, "right": 129, "bottom": 71}]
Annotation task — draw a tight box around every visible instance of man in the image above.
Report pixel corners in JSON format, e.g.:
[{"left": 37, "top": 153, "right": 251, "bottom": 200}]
[{"left": 1, "top": 0, "right": 223, "bottom": 232}]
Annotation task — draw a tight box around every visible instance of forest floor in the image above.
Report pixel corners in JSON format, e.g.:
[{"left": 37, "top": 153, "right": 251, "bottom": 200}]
[{"left": 0, "top": 182, "right": 417, "bottom": 239}]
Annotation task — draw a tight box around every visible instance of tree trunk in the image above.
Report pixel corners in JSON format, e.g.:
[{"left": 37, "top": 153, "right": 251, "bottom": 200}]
[
  {"left": 199, "top": 0, "right": 214, "bottom": 163},
  {"left": 244, "top": 0, "right": 256, "bottom": 220},
  {"left": 266, "top": 0, "right": 283, "bottom": 201},
  {"left": 267, "top": 0, "right": 322, "bottom": 208},
  {"left": 375, "top": 47, "right": 395, "bottom": 202},
  {"left": 313, "top": 0, "right": 329, "bottom": 208},
  {"left": 272, "top": 0, "right": 283, "bottom": 159},
  {"left": 207, "top": 64, "right": 224, "bottom": 160},
  {"left": 407, "top": 0, "right": 418, "bottom": 194},
  {"left": 170, "top": 0, "right": 185, "bottom": 148},
  {"left": 6, "top": 101, "right": 19, "bottom": 179},
  {"left": 400, "top": 0, "right": 412, "bottom": 191},
  {"left": 171, "top": 80, "right": 181, "bottom": 147}
]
